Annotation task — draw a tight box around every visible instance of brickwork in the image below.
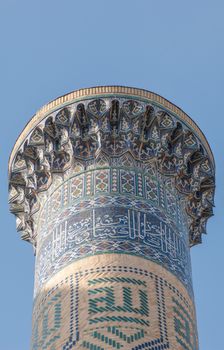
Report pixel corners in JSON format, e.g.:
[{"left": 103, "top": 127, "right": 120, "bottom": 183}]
[
  {"left": 32, "top": 255, "right": 198, "bottom": 350},
  {"left": 8, "top": 87, "right": 215, "bottom": 349}
]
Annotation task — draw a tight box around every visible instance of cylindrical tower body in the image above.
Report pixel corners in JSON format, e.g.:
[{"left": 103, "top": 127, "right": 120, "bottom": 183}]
[{"left": 9, "top": 86, "right": 215, "bottom": 350}]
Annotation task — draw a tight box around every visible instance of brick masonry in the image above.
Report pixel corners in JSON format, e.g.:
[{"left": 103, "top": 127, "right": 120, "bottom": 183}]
[{"left": 32, "top": 254, "right": 198, "bottom": 350}]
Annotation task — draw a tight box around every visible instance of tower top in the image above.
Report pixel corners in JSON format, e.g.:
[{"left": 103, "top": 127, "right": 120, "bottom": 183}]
[
  {"left": 9, "top": 86, "right": 214, "bottom": 169},
  {"left": 8, "top": 86, "right": 215, "bottom": 247}
]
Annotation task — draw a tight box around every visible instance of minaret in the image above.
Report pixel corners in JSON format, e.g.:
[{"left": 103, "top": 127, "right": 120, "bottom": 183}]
[{"left": 8, "top": 86, "right": 215, "bottom": 350}]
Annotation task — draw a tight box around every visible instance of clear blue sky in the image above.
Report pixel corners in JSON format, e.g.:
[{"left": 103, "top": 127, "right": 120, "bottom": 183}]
[{"left": 1, "top": 1, "right": 223, "bottom": 349}]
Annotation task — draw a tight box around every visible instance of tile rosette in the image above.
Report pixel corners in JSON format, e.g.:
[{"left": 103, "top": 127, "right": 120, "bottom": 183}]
[{"left": 8, "top": 86, "right": 215, "bottom": 350}]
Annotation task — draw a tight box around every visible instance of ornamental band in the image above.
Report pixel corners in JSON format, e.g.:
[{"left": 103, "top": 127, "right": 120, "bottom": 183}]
[{"left": 8, "top": 86, "right": 215, "bottom": 350}]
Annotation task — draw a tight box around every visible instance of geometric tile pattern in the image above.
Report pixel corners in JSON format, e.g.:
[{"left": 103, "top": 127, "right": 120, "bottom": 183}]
[
  {"left": 35, "top": 197, "right": 191, "bottom": 298},
  {"left": 35, "top": 163, "right": 192, "bottom": 296},
  {"left": 39, "top": 165, "right": 168, "bottom": 226},
  {"left": 32, "top": 255, "right": 198, "bottom": 350},
  {"left": 173, "top": 297, "right": 197, "bottom": 350}
]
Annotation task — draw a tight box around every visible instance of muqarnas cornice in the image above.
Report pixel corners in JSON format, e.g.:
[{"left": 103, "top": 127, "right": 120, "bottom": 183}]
[{"left": 8, "top": 86, "right": 215, "bottom": 250}]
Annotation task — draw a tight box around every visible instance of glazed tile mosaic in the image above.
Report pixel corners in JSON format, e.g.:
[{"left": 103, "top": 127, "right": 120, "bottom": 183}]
[
  {"left": 8, "top": 87, "right": 215, "bottom": 350},
  {"left": 34, "top": 164, "right": 192, "bottom": 296}
]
